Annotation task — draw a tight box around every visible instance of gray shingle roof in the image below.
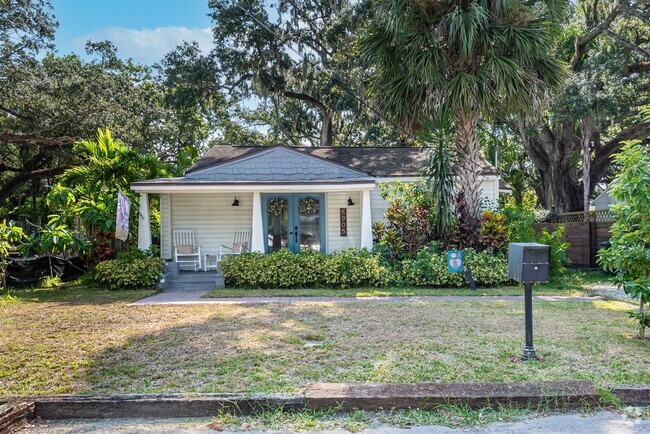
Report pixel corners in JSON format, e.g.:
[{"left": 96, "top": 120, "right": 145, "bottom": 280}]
[{"left": 187, "top": 145, "right": 498, "bottom": 177}]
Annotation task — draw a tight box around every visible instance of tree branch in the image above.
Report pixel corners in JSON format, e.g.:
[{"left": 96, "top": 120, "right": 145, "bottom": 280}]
[
  {"left": 0, "top": 132, "right": 74, "bottom": 147},
  {"left": 623, "top": 61, "right": 650, "bottom": 75},
  {"left": 0, "top": 167, "right": 68, "bottom": 206},
  {"left": 570, "top": 2, "right": 624, "bottom": 71},
  {"left": 604, "top": 29, "right": 650, "bottom": 59},
  {"left": 282, "top": 90, "right": 327, "bottom": 111}
]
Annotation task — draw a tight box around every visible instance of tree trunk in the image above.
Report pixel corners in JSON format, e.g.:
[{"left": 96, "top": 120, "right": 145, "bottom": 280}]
[
  {"left": 582, "top": 118, "right": 593, "bottom": 216},
  {"left": 320, "top": 109, "right": 334, "bottom": 147},
  {"left": 513, "top": 118, "right": 583, "bottom": 212},
  {"left": 640, "top": 299, "right": 646, "bottom": 339},
  {"left": 455, "top": 110, "right": 482, "bottom": 219}
]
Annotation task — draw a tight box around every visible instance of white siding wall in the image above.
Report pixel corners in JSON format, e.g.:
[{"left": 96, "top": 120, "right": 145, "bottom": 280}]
[
  {"left": 160, "top": 194, "right": 172, "bottom": 259},
  {"left": 325, "top": 191, "right": 361, "bottom": 253},
  {"left": 370, "top": 187, "right": 389, "bottom": 223},
  {"left": 479, "top": 177, "right": 499, "bottom": 206},
  {"left": 163, "top": 193, "right": 254, "bottom": 260}
]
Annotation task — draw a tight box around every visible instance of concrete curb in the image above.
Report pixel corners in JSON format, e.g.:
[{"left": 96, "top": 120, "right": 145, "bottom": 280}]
[
  {"left": 610, "top": 385, "right": 650, "bottom": 406},
  {"left": 0, "top": 401, "right": 35, "bottom": 434},
  {"left": 304, "top": 380, "right": 600, "bottom": 411},
  {"left": 22, "top": 393, "right": 302, "bottom": 420},
  {"left": 2, "top": 382, "right": 648, "bottom": 424}
]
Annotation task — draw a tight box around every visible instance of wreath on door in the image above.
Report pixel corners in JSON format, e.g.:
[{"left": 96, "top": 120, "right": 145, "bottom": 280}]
[
  {"left": 300, "top": 198, "right": 319, "bottom": 217},
  {"left": 268, "top": 198, "right": 288, "bottom": 217}
]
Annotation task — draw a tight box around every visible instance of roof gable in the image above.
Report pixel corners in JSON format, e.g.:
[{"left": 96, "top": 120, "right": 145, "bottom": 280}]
[{"left": 186, "top": 146, "right": 372, "bottom": 182}]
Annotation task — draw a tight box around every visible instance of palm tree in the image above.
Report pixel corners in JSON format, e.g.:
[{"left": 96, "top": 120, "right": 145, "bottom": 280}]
[{"left": 362, "top": 0, "right": 566, "bottom": 218}]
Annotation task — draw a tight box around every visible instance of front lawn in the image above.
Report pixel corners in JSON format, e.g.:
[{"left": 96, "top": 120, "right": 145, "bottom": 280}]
[{"left": 1, "top": 280, "right": 647, "bottom": 397}]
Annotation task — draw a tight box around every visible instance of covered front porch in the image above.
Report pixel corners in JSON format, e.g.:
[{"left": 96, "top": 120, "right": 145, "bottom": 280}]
[{"left": 132, "top": 183, "right": 375, "bottom": 269}]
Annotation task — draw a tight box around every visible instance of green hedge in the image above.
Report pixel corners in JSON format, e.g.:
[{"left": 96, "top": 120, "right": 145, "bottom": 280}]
[
  {"left": 95, "top": 256, "right": 164, "bottom": 290},
  {"left": 220, "top": 247, "right": 511, "bottom": 289},
  {"left": 399, "top": 248, "right": 511, "bottom": 287},
  {"left": 220, "top": 248, "right": 387, "bottom": 289}
]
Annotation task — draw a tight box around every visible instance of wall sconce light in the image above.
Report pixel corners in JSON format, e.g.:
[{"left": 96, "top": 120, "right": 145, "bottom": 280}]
[
  {"left": 347, "top": 196, "right": 355, "bottom": 206},
  {"left": 232, "top": 197, "right": 240, "bottom": 206}
]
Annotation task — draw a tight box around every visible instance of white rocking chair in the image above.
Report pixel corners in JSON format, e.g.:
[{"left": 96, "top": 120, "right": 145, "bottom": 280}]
[
  {"left": 218, "top": 229, "right": 251, "bottom": 263},
  {"left": 173, "top": 229, "right": 201, "bottom": 271}
]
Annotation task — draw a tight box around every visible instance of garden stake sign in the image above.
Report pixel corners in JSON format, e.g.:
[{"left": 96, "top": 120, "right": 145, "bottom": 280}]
[
  {"left": 447, "top": 250, "right": 463, "bottom": 272},
  {"left": 507, "top": 243, "right": 551, "bottom": 361}
]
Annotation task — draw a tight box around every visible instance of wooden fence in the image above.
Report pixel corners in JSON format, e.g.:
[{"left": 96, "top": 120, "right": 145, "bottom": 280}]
[
  {"left": 533, "top": 220, "right": 613, "bottom": 268},
  {"left": 555, "top": 209, "right": 614, "bottom": 223}
]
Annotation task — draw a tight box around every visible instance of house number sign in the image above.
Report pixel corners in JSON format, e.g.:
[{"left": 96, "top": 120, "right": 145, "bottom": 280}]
[{"left": 340, "top": 208, "right": 347, "bottom": 236}]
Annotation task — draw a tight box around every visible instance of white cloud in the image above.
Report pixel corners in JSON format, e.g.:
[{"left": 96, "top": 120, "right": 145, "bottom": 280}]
[{"left": 72, "top": 26, "right": 213, "bottom": 64}]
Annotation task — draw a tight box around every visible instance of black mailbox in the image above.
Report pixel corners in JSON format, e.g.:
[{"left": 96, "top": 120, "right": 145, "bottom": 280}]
[{"left": 508, "top": 243, "right": 550, "bottom": 283}]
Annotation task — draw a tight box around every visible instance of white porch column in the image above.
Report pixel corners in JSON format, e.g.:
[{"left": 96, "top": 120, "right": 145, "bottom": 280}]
[
  {"left": 251, "top": 191, "right": 265, "bottom": 253},
  {"left": 137, "top": 192, "right": 152, "bottom": 250},
  {"left": 360, "top": 189, "right": 373, "bottom": 250}
]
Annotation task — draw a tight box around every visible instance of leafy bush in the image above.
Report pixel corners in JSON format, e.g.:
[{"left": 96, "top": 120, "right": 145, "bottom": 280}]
[
  {"left": 598, "top": 136, "right": 650, "bottom": 338},
  {"left": 220, "top": 248, "right": 386, "bottom": 289},
  {"left": 376, "top": 182, "right": 435, "bottom": 259},
  {"left": 399, "top": 248, "right": 510, "bottom": 288},
  {"left": 536, "top": 226, "right": 570, "bottom": 276},
  {"left": 501, "top": 204, "right": 569, "bottom": 276},
  {"left": 94, "top": 256, "right": 164, "bottom": 290},
  {"left": 501, "top": 204, "right": 536, "bottom": 242},
  {"left": 478, "top": 210, "right": 509, "bottom": 251}
]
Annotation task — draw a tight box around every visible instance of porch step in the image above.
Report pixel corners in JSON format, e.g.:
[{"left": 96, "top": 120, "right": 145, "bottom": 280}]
[
  {"left": 168, "top": 282, "right": 216, "bottom": 291},
  {"left": 173, "top": 272, "right": 219, "bottom": 283},
  {"left": 164, "top": 271, "right": 224, "bottom": 291}
]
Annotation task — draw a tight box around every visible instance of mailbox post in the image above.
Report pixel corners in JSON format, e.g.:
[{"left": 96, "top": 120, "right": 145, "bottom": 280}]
[{"left": 508, "top": 243, "right": 551, "bottom": 361}]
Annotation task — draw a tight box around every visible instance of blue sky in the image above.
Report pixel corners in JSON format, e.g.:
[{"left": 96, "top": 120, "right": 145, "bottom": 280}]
[{"left": 51, "top": 0, "right": 213, "bottom": 64}]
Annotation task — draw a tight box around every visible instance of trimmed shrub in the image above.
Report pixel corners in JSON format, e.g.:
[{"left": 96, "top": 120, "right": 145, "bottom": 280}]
[
  {"left": 95, "top": 256, "right": 164, "bottom": 290},
  {"left": 220, "top": 248, "right": 386, "bottom": 289},
  {"left": 399, "top": 248, "right": 510, "bottom": 287}
]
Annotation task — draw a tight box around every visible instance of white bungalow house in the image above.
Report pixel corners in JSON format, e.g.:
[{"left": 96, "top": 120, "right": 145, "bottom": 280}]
[{"left": 131, "top": 145, "right": 502, "bottom": 272}]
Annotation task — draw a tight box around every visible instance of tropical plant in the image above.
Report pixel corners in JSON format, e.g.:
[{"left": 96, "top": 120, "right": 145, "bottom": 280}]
[
  {"left": 420, "top": 111, "right": 457, "bottom": 244},
  {"left": 46, "top": 129, "right": 170, "bottom": 264},
  {"left": 449, "top": 192, "right": 480, "bottom": 249},
  {"left": 377, "top": 182, "right": 435, "bottom": 257},
  {"left": 598, "top": 136, "right": 650, "bottom": 338},
  {"left": 478, "top": 210, "right": 509, "bottom": 251},
  {"left": 362, "top": 0, "right": 566, "bottom": 219},
  {"left": 0, "top": 220, "right": 27, "bottom": 288}
]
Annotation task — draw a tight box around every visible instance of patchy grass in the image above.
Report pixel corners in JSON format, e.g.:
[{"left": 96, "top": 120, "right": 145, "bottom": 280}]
[
  {"left": 204, "top": 287, "right": 593, "bottom": 298},
  {"left": 1, "top": 281, "right": 648, "bottom": 397},
  {"left": 209, "top": 405, "right": 528, "bottom": 432},
  {"left": 204, "top": 269, "right": 605, "bottom": 298}
]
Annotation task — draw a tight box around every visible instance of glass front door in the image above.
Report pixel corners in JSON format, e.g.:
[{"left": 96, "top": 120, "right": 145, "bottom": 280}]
[{"left": 263, "top": 194, "right": 324, "bottom": 253}]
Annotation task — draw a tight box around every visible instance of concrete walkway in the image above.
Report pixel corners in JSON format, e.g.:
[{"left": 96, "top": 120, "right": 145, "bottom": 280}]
[
  {"left": 590, "top": 283, "right": 637, "bottom": 303},
  {"left": 22, "top": 411, "right": 650, "bottom": 433},
  {"left": 130, "top": 291, "right": 604, "bottom": 306}
]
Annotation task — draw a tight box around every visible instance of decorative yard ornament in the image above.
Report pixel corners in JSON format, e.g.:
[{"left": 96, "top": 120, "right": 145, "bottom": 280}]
[
  {"left": 115, "top": 190, "right": 131, "bottom": 241},
  {"left": 447, "top": 250, "right": 463, "bottom": 272}
]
